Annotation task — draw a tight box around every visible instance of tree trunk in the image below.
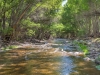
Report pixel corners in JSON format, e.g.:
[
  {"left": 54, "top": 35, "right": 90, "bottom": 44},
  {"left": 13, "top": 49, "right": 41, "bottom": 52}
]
[
  {"left": 2, "top": 11, "right": 6, "bottom": 30},
  {"left": 92, "top": 16, "right": 99, "bottom": 37},
  {"left": 12, "top": 4, "right": 31, "bottom": 40}
]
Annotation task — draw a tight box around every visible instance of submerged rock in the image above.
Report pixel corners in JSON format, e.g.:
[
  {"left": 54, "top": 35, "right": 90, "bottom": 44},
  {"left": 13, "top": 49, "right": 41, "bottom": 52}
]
[
  {"left": 95, "top": 56, "right": 100, "bottom": 65},
  {"left": 95, "top": 60, "right": 100, "bottom": 65},
  {"left": 83, "top": 57, "right": 95, "bottom": 61}
]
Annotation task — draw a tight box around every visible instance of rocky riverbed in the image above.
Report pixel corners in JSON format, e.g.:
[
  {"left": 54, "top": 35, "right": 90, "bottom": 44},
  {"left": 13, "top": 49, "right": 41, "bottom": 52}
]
[
  {"left": 0, "top": 38, "right": 100, "bottom": 75},
  {"left": 0, "top": 38, "right": 100, "bottom": 65},
  {"left": 74, "top": 38, "right": 100, "bottom": 65}
]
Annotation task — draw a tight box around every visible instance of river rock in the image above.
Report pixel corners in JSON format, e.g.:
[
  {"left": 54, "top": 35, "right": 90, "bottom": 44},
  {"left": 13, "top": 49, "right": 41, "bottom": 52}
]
[
  {"left": 84, "top": 57, "right": 91, "bottom": 61},
  {"left": 95, "top": 56, "right": 100, "bottom": 65},
  {"left": 95, "top": 60, "right": 100, "bottom": 65}
]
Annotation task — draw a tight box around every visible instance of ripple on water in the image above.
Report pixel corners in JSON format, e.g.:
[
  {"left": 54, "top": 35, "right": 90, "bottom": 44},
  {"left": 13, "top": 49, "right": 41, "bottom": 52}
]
[{"left": 0, "top": 39, "right": 100, "bottom": 75}]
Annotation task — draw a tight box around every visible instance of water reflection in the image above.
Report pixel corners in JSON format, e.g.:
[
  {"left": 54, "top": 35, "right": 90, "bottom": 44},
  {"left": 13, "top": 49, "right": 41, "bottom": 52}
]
[
  {"left": 70, "top": 57, "right": 100, "bottom": 75},
  {"left": 0, "top": 46, "right": 75, "bottom": 75},
  {"left": 0, "top": 39, "right": 100, "bottom": 75}
]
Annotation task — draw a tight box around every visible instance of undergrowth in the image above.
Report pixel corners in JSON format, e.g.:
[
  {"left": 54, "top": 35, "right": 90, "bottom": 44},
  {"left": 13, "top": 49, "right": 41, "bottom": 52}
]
[
  {"left": 1, "top": 45, "right": 18, "bottom": 51},
  {"left": 73, "top": 40, "right": 89, "bottom": 55}
]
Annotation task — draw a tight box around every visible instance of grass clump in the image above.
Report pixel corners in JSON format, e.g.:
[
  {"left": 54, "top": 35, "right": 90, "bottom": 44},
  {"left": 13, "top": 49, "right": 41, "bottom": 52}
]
[
  {"left": 73, "top": 40, "right": 89, "bottom": 55},
  {"left": 1, "top": 45, "right": 18, "bottom": 51}
]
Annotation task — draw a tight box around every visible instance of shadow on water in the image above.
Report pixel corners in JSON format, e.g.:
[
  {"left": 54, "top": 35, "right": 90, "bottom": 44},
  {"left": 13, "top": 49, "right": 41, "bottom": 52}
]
[
  {"left": 0, "top": 38, "right": 100, "bottom": 75},
  {"left": 0, "top": 48, "right": 74, "bottom": 75},
  {"left": 70, "top": 56, "right": 100, "bottom": 75}
]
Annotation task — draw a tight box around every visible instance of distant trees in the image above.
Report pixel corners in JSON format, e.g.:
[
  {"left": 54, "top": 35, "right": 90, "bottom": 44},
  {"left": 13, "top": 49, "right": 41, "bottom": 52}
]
[
  {"left": 0, "top": 0, "right": 62, "bottom": 42},
  {"left": 61, "top": 0, "right": 100, "bottom": 38},
  {"left": 20, "top": 0, "right": 62, "bottom": 40},
  {"left": 1, "top": 0, "right": 100, "bottom": 44},
  {"left": 0, "top": 0, "right": 44, "bottom": 41}
]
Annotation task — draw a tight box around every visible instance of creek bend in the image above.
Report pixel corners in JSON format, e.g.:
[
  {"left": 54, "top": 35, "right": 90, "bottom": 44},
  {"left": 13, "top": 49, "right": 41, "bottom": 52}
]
[{"left": 0, "top": 39, "right": 100, "bottom": 75}]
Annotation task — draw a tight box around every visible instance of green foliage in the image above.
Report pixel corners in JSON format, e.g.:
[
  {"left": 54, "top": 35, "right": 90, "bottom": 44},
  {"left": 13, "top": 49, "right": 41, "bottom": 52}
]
[
  {"left": 0, "top": 0, "right": 63, "bottom": 40},
  {"left": 61, "top": 0, "right": 91, "bottom": 37},
  {"left": 61, "top": 4, "right": 78, "bottom": 37},
  {"left": 2, "top": 27, "right": 13, "bottom": 35},
  {"left": 43, "top": 0, "right": 62, "bottom": 16},
  {"left": 74, "top": 41, "right": 89, "bottom": 55},
  {"left": 78, "top": 43, "right": 88, "bottom": 55},
  {"left": 50, "top": 23, "right": 65, "bottom": 37},
  {"left": 1, "top": 45, "right": 18, "bottom": 51},
  {"left": 67, "top": 0, "right": 89, "bottom": 12},
  {"left": 77, "top": 28, "right": 85, "bottom": 37},
  {"left": 8, "top": 45, "right": 18, "bottom": 49},
  {"left": 27, "top": 30, "right": 35, "bottom": 37},
  {"left": 21, "top": 18, "right": 40, "bottom": 28},
  {"left": 21, "top": 18, "right": 40, "bottom": 37}
]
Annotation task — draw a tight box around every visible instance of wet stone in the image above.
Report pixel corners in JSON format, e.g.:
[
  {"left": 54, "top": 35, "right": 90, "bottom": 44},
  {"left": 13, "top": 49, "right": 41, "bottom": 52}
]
[{"left": 0, "top": 39, "right": 100, "bottom": 75}]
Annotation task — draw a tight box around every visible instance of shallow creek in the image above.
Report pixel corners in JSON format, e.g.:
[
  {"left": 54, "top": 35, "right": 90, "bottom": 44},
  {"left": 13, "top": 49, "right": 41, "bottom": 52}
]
[{"left": 0, "top": 39, "right": 100, "bottom": 75}]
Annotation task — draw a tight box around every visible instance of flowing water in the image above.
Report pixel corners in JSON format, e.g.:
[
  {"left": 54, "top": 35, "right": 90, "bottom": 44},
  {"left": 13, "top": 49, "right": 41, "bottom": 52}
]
[{"left": 0, "top": 39, "right": 100, "bottom": 75}]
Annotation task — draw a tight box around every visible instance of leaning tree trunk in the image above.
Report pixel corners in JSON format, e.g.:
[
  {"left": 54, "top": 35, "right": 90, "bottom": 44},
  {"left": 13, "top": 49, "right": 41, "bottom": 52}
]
[{"left": 11, "top": 4, "right": 32, "bottom": 40}]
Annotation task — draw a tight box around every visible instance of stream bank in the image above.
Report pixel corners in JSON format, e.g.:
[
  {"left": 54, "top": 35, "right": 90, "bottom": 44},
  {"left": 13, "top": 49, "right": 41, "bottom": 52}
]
[
  {"left": 0, "top": 38, "right": 100, "bottom": 75},
  {"left": 74, "top": 38, "right": 100, "bottom": 65}
]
